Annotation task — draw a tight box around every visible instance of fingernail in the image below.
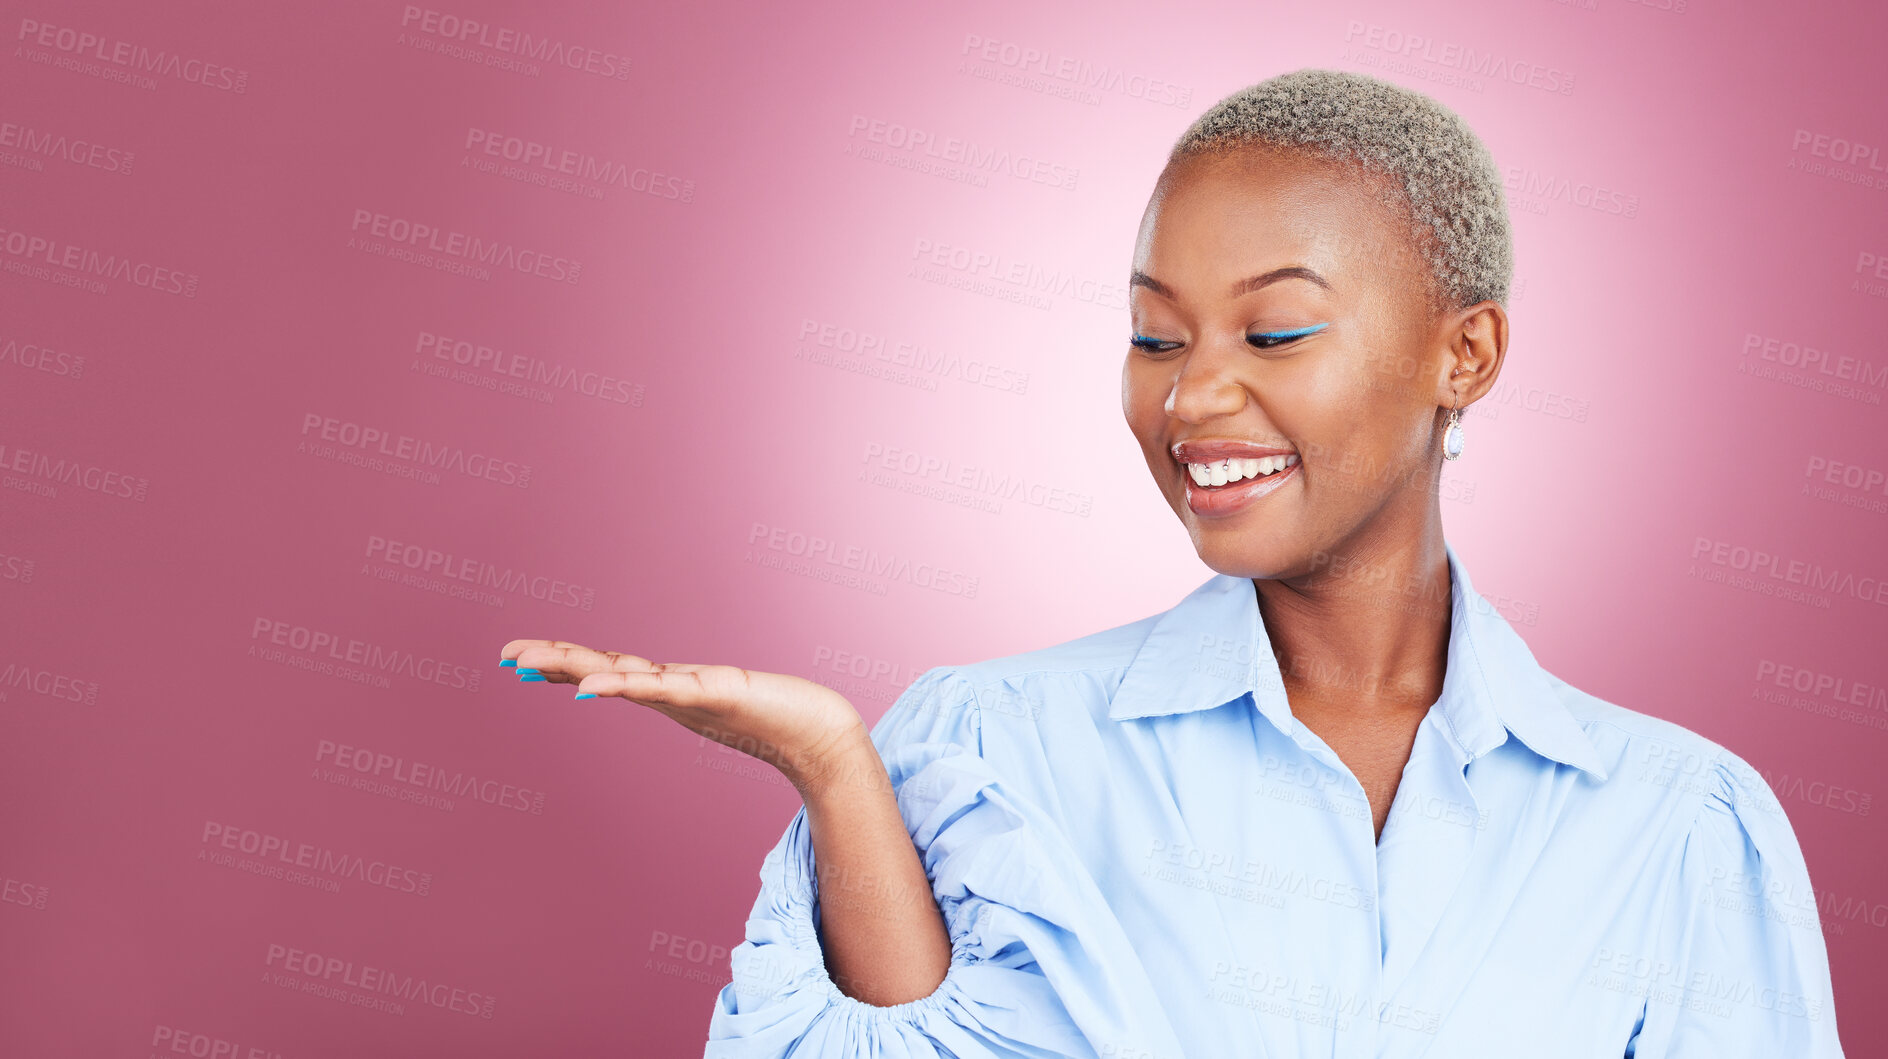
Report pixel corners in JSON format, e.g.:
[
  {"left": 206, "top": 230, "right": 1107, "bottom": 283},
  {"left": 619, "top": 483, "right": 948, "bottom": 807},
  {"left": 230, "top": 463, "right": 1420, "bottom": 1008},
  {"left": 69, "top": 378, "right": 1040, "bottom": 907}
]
[
  {"left": 499, "top": 659, "right": 517, "bottom": 667},
  {"left": 574, "top": 692, "right": 596, "bottom": 700},
  {"left": 516, "top": 668, "right": 540, "bottom": 675},
  {"left": 520, "top": 675, "right": 547, "bottom": 682}
]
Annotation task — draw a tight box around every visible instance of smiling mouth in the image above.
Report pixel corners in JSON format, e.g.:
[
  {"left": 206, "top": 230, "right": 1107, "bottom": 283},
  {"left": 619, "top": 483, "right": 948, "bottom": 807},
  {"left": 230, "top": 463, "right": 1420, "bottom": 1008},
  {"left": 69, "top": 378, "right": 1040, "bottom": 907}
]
[{"left": 1181, "top": 453, "right": 1300, "bottom": 488}]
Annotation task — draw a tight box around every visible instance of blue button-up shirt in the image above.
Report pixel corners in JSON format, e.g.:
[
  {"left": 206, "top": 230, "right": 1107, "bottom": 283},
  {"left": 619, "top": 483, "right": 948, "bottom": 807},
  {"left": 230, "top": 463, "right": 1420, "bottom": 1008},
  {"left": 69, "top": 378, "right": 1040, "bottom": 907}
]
[{"left": 706, "top": 542, "right": 1844, "bottom": 1057}]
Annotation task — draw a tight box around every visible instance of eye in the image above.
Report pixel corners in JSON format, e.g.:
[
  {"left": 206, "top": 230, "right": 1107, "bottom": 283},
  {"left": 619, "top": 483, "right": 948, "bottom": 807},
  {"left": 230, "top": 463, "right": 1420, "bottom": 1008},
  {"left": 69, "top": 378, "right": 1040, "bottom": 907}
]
[
  {"left": 1247, "top": 323, "right": 1330, "bottom": 350},
  {"left": 1130, "top": 334, "right": 1183, "bottom": 357}
]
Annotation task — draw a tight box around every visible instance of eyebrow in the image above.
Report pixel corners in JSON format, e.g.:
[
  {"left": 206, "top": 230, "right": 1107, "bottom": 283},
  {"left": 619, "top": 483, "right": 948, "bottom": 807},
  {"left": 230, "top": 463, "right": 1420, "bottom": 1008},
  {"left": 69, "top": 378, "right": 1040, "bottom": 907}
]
[{"left": 1129, "top": 265, "right": 1333, "bottom": 300}]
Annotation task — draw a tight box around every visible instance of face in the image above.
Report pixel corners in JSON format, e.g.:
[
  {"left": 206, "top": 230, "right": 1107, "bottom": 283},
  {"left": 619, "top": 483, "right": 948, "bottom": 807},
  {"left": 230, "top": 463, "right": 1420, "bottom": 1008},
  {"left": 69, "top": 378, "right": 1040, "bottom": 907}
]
[{"left": 1123, "top": 147, "right": 1504, "bottom": 581}]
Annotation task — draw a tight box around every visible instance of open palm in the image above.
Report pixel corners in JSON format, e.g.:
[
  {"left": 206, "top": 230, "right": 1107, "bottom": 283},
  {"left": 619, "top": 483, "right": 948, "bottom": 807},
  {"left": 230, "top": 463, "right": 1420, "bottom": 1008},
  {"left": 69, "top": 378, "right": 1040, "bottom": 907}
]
[{"left": 497, "top": 639, "right": 868, "bottom": 789}]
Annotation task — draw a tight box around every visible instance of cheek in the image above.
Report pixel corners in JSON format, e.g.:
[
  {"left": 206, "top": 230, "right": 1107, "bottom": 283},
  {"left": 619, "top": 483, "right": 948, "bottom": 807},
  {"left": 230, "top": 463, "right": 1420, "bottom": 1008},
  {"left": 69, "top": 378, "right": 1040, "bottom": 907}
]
[
  {"left": 1121, "top": 359, "right": 1165, "bottom": 428},
  {"left": 1265, "top": 358, "right": 1351, "bottom": 434},
  {"left": 1348, "top": 341, "right": 1441, "bottom": 460},
  {"left": 1285, "top": 352, "right": 1410, "bottom": 472},
  {"left": 1121, "top": 363, "right": 1184, "bottom": 485}
]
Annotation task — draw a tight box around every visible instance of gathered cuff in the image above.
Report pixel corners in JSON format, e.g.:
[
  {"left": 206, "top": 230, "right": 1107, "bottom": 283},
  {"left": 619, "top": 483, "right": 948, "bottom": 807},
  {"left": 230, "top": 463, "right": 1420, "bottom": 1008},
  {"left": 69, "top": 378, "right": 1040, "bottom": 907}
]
[{"left": 707, "top": 667, "right": 1183, "bottom": 1057}]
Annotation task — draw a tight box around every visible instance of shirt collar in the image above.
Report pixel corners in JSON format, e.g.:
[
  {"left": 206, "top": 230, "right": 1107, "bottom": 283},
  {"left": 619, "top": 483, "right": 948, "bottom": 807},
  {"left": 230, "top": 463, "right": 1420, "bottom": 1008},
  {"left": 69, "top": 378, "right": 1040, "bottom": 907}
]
[{"left": 1107, "top": 540, "right": 1609, "bottom": 780}]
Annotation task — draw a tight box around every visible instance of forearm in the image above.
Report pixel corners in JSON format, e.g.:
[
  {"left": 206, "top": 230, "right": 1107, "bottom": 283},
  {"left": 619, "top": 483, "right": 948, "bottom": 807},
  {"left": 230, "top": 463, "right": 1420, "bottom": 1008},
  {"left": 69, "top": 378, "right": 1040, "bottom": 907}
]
[{"left": 794, "top": 728, "right": 953, "bottom": 1007}]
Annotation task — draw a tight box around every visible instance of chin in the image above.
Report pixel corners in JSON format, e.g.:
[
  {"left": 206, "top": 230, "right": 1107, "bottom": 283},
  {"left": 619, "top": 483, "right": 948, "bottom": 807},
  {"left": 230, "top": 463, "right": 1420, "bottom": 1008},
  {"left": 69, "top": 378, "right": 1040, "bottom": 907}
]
[{"left": 1188, "top": 529, "right": 1305, "bottom": 581}]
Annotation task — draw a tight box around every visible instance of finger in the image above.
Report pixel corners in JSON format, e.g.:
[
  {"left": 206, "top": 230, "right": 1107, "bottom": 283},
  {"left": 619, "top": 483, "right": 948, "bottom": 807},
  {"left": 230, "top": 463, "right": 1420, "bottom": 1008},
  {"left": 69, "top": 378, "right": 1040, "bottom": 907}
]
[
  {"left": 501, "top": 640, "right": 563, "bottom": 682},
  {"left": 576, "top": 664, "right": 723, "bottom": 709},
  {"left": 498, "top": 639, "right": 589, "bottom": 664},
  {"left": 516, "top": 644, "right": 658, "bottom": 685},
  {"left": 499, "top": 641, "right": 593, "bottom": 685},
  {"left": 500, "top": 640, "right": 588, "bottom": 684}
]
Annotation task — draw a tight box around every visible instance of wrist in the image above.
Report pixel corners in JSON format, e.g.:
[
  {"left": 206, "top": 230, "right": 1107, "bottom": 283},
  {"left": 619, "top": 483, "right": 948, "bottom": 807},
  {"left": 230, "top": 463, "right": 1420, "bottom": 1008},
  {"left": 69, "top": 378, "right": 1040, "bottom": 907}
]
[{"left": 790, "top": 724, "right": 885, "bottom": 802}]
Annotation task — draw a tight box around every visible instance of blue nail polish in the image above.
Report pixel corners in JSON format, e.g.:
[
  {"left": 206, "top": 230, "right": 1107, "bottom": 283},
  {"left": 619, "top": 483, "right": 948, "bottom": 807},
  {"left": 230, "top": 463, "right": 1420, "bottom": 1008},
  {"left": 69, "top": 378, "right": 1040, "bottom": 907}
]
[
  {"left": 499, "top": 659, "right": 517, "bottom": 667},
  {"left": 520, "top": 675, "right": 547, "bottom": 682},
  {"left": 574, "top": 692, "right": 596, "bottom": 699},
  {"left": 516, "top": 668, "right": 540, "bottom": 675}
]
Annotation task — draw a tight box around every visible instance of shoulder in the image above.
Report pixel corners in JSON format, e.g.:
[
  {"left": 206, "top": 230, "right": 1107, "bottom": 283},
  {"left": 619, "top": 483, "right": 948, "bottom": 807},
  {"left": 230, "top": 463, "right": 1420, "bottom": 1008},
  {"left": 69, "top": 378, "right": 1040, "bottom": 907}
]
[
  {"left": 864, "top": 615, "right": 1166, "bottom": 825},
  {"left": 935, "top": 610, "right": 1162, "bottom": 724},
  {"left": 1540, "top": 668, "right": 1808, "bottom": 867},
  {"left": 871, "top": 609, "right": 1155, "bottom": 727},
  {"left": 872, "top": 609, "right": 1165, "bottom": 772},
  {"left": 1544, "top": 669, "right": 1741, "bottom": 785}
]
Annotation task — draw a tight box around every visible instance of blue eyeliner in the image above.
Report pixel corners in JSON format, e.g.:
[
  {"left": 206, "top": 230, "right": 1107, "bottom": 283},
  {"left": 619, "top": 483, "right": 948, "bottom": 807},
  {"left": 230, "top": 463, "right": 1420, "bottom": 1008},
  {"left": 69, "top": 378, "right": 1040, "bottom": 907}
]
[
  {"left": 1133, "top": 322, "right": 1329, "bottom": 353},
  {"left": 1254, "top": 323, "right": 1329, "bottom": 339}
]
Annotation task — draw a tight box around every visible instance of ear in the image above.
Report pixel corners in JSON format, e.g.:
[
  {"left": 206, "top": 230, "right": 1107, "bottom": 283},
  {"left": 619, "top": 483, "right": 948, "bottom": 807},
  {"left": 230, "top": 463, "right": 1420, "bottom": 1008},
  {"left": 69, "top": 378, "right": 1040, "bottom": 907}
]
[{"left": 1436, "top": 300, "right": 1509, "bottom": 412}]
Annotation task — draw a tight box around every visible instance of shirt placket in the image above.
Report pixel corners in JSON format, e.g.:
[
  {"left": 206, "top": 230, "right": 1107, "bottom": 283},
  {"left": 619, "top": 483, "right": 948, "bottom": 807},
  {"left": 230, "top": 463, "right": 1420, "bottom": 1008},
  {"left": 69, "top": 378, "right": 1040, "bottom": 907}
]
[
  {"left": 1371, "top": 712, "right": 1481, "bottom": 1054},
  {"left": 1267, "top": 709, "right": 1386, "bottom": 1059}
]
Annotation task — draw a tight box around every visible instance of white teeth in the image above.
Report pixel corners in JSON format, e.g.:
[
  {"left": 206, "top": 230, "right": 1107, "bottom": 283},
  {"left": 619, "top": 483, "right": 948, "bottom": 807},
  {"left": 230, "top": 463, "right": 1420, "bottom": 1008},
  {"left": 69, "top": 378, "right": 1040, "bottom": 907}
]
[{"left": 1185, "top": 453, "right": 1298, "bottom": 486}]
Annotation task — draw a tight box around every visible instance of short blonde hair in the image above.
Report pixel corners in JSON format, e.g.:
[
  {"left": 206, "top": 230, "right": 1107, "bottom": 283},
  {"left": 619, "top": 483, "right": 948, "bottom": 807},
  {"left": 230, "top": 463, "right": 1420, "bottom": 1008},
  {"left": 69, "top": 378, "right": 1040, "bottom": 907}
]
[{"left": 1168, "top": 68, "right": 1513, "bottom": 315}]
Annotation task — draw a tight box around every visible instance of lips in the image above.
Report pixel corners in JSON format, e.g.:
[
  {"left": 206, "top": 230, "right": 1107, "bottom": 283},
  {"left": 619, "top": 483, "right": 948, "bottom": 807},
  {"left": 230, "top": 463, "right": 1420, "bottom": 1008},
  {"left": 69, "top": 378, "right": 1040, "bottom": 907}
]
[
  {"left": 1181, "top": 459, "right": 1299, "bottom": 517},
  {"left": 1172, "top": 437, "right": 1301, "bottom": 518},
  {"left": 1171, "top": 438, "right": 1296, "bottom": 463}
]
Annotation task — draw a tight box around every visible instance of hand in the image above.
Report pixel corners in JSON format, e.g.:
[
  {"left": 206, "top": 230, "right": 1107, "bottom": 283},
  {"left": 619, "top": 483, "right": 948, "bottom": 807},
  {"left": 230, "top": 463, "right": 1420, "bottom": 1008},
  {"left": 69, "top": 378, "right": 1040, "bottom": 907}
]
[{"left": 497, "top": 639, "right": 869, "bottom": 792}]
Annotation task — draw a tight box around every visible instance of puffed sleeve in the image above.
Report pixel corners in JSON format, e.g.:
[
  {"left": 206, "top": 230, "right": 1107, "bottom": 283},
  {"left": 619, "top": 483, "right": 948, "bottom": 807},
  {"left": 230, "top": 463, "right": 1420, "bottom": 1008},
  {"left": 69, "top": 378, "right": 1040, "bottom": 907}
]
[
  {"left": 1628, "top": 751, "right": 1846, "bottom": 1057},
  {"left": 704, "top": 665, "right": 1184, "bottom": 1058}
]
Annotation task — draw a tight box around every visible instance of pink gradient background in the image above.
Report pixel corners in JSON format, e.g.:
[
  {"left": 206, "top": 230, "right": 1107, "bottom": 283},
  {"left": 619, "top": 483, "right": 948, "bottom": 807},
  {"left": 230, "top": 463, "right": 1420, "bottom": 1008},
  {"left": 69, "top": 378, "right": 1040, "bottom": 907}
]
[{"left": 4, "top": 1, "right": 1885, "bottom": 1055}]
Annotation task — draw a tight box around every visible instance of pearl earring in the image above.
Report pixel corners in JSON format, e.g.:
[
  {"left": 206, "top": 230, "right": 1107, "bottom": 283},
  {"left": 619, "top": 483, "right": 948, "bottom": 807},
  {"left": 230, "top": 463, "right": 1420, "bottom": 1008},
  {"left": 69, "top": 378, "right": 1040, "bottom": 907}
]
[{"left": 1442, "top": 387, "right": 1465, "bottom": 461}]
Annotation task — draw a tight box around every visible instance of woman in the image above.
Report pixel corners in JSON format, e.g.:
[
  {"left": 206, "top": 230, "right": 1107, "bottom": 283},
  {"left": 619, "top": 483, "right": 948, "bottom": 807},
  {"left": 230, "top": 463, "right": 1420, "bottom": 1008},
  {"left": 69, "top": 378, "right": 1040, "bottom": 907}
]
[{"left": 502, "top": 69, "right": 1844, "bottom": 1056}]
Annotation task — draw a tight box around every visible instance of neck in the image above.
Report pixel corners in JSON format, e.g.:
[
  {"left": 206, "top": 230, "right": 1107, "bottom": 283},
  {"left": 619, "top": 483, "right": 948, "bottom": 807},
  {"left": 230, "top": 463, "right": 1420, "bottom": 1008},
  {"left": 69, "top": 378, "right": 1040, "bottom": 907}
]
[{"left": 1253, "top": 511, "right": 1452, "bottom": 710}]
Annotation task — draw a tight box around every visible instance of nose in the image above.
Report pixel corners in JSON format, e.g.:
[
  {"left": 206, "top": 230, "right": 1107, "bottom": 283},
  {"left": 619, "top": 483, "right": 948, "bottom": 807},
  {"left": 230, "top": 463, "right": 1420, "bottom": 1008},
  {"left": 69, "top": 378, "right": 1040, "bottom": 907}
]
[{"left": 1164, "top": 338, "right": 1252, "bottom": 423}]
